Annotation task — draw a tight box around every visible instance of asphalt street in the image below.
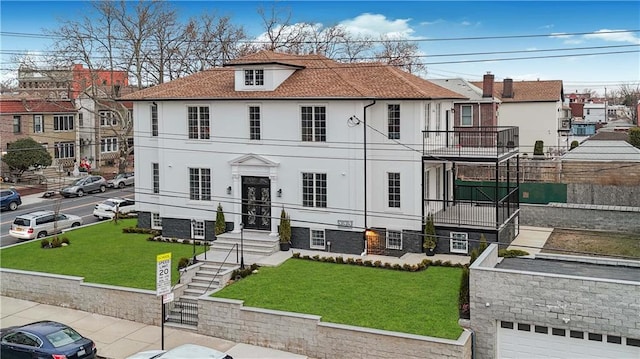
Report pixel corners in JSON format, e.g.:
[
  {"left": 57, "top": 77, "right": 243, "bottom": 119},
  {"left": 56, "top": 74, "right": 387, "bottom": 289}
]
[{"left": 1, "top": 187, "right": 134, "bottom": 247}]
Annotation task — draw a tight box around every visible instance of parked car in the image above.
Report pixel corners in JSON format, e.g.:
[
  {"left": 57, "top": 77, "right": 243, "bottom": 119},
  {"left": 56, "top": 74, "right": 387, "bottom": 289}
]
[
  {"left": 93, "top": 197, "right": 136, "bottom": 220},
  {"left": 9, "top": 210, "right": 83, "bottom": 240},
  {"left": 107, "top": 172, "right": 135, "bottom": 188},
  {"left": 126, "top": 344, "right": 233, "bottom": 359},
  {"left": 60, "top": 175, "right": 107, "bottom": 197},
  {"left": 0, "top": 320, "right": 97, "bottom": 359},
  {"left": 0, "top": 189, "right": 21, "bottom": 211}
]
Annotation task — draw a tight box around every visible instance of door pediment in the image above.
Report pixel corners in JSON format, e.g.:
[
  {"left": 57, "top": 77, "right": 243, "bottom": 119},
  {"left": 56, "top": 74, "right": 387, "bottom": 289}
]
[{"left": 228, "top": 153, "right": 279, "bottom": 167}]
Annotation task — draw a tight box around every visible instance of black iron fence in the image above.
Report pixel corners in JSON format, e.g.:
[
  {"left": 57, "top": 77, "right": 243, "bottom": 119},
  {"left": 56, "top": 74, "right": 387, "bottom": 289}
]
[
  {"left": 423, "top": 126, "right": 519, "bottom": 158},
  {"left": 165, "top": 300, "right": 198, "bottom": 326}
]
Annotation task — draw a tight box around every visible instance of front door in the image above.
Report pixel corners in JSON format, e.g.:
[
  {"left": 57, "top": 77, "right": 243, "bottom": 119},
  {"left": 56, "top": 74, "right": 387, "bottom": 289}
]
[{"left": 242, "top": 176, "right": 271, "bottom": 230}]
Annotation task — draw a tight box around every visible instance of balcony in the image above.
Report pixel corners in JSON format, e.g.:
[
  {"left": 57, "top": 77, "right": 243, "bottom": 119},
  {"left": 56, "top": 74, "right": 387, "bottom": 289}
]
[
  {"left": 425, "top": 183, "right": 519, "bottom": 230},
  {"left": 423, "top": 126, "right": 519, "bottom": 162}
]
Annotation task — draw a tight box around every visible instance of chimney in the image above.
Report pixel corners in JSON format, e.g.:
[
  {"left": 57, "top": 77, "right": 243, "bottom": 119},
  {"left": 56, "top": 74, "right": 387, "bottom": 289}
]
[
  {"left": 482, "top": 72, "right": 494, "bottom": 98},
  {"left": 503, "top": 78, "right": 514, "bottom": 98}
]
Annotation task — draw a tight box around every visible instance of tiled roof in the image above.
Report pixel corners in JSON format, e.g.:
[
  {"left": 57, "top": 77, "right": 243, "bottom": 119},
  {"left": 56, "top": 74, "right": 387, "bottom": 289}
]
[
  {"left": 122, "top": 51, "right": 467, "bottom": 101},
  {"left": 0, "top": 99, "right": 76, "bottom": 113},
  {"left": 470, "top": 80, "right": 563, "bottom": 102},
  {"left": 561, "top": 140, "right": 640, "bottom": 162},
  {"left": 429, "top": 78, "right": 497, "bottom": 102}
]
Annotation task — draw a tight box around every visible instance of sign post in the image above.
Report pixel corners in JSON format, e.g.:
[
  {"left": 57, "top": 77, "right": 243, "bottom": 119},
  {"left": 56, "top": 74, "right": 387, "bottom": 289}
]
[{"left": 156, "top": 252, "right": 171, "bottom": 350}]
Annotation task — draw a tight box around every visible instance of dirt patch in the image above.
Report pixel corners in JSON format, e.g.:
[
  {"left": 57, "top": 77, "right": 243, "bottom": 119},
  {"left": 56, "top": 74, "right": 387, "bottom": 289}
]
[{"left": 542, "top": 228, "right": 640, "bottom": 259}]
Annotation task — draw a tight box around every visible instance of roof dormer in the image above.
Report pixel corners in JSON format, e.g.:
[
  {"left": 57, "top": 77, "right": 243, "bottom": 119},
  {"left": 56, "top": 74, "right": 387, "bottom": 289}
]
[{"left": 225, "top": 51, "right": 306, "bottom": 92}]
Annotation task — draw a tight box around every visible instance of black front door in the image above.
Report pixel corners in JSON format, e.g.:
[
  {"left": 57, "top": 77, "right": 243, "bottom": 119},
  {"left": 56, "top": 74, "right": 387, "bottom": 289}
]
[{"left": 242, "top": 176, "right": 271, "bottom": 230}]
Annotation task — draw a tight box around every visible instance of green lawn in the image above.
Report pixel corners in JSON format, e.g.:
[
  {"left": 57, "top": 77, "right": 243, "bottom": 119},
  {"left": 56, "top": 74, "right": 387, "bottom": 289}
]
[
  {"left": 213, "top": 259, "right": 463, "bottom": 339},
  {"left": 0, "top": 219, "right": 205, "bottom": 290}
]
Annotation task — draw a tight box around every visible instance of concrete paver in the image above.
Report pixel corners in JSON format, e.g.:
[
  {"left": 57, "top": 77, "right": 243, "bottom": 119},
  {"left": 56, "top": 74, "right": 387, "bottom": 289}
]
[{"left": 508, "top": 225, "right": 554, "bottom": 256}]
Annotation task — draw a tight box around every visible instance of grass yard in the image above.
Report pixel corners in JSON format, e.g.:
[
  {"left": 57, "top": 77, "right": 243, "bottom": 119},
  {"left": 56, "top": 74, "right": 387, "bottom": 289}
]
[
  {"left": 542, "top": 229, "right": 640, "bottom": 259},
  {"left": 212, "top": 259, "right": 463, "bottom": 339},
  {"left": 0, "top": 219, "right": 206, "bottom": 290}
]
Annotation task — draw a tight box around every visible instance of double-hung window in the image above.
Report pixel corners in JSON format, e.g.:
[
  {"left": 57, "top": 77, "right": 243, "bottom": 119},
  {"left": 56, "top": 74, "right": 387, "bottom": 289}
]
[
  {"left": 151, "top": 213, "right": 162, "bottom": 229},
  {"left": 54, "top": 142, "right": 74, "bottom": 159},
  {"left": 310, "top": 229, "right": 326, "bottom": 249},
  {"left": 151, "top": 103, "right": 158, "bottom": 137},
  {"left": 189, "top": 168, "right": 211, "bottom": 201},
  {"left": 53, "top": 115, "right": 74, "bottom": 131},
  {"left": 435, "top": 103, "right": 441, "bottom": 136},
  {"left": 388, "top": 172, "right": 400, "bottom": 208},
  {"left": 101, "top": 137, "right": 118, "bottom": 153},
  {"left": 188, "top": 106, "right": 210, "bottom": 139},
  {"left": 302, "top": 173, "right": 327, "bottom": 208},
  {"left": 249, "top": 106, "right": 261, "bottom": 140},
  {"left": 152, "top": 163, "right": 159, "bottom": 194},
  {"left": 99, "top": 111, "right": 118, "bottom": 126},
  {"left": 301, "top": 106, "right": 326, "bottom": 142},
  {"left": 450, "top": 232, "right": 468, "bottom": 253},
  {"left": 12, "top": 116, "right": 21, "bottom": 133},
  {"left": 387, "top": 230, "right": 402, "bottom": 250},
  {"left": 191, "top": 220, "right": 205, "bottom": 239},
  {"left": 388, "top": 104, "right": 400, "bottom": 139},
  {"left": 244, "top": 69, "right": 264, "bottom": 86},
  {"left": 461, "top": 105, "right": 473, "bottom": 126},
  {"left": 33, "top": 115, "right": 43, "bottom": 133}
]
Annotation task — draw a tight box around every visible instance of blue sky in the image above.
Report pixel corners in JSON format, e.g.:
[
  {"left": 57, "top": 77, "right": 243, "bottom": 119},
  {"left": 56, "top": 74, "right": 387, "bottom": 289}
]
[{"left": 1, "top": 1, "right": 639, "bottom": 95}]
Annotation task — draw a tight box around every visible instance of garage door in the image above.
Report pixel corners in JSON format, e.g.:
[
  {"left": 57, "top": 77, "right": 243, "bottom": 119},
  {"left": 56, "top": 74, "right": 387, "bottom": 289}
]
[{"left": 498, "top": 321, "right": 640, "bottom": 359}]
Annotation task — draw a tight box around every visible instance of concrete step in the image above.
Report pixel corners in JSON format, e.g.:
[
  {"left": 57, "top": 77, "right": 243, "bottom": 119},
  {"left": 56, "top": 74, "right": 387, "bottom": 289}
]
[{"left": 164, "top": 318, "right": 198, "bottom": 330}]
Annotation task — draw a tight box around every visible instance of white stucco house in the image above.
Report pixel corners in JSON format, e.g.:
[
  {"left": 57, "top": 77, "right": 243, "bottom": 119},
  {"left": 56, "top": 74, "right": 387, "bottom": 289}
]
[{"left": 122, "top": 51, "right": 520, "bottom": 256}]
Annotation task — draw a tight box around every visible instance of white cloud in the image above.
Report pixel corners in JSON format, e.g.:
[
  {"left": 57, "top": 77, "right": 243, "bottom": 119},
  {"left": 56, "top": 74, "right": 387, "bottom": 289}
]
[
  {"left": 540, "top": 24, "right": 555, "bottom": 30},
  {"left": 339, "top": 13, "right": 415, "bottom": 38},
  {"left": 420, "top": 19, "right": 444, "bottom": 26},
  {"left": 549, "top": 32, "right": 572, "bottom": 39},
  {"left": 583, "top": 29, "right": 640, "bottom": 44}
]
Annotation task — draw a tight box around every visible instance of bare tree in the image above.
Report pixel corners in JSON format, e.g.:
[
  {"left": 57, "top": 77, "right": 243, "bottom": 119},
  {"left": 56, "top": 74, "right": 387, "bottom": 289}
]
[
  {"left": 373, "top": 35, "right": 426, "bottom": 74},
  {"left": 258, "top": 4, "right": 306, "bottom": 53},
  {"left": 618, "top": 83, "right": 640, "bottom": 124}
]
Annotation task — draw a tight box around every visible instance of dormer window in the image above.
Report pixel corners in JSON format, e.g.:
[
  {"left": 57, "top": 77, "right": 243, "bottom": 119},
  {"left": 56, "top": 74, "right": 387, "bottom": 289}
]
[{"left": 244, "top": 69, "right": 264, "bottom": 86}]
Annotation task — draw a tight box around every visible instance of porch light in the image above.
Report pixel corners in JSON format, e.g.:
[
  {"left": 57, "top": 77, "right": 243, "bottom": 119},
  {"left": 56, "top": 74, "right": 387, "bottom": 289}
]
[
  {"left": 226, "top": 186, "right": 232, "bottom": 195},
  {"left": 277, "top": 188, "right": 282, "bottom": 197}
]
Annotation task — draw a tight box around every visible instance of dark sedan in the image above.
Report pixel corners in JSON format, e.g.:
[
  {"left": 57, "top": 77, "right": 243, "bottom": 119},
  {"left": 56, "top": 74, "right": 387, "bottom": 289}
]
[{"left": 1, "top": 321, "right": 97, "bottom": 359}]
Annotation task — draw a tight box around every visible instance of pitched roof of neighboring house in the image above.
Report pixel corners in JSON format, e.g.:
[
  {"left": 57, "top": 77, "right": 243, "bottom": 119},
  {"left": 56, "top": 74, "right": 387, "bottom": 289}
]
[
  {"left": 588, "top": 131, "right": 630, "bottom": 142},
  {"left": 0, "top": 99, "right": 76, "bottom": 114},
  {"left": 470, "top": 79, "right": 563, "bottom": 103},
  {"left": 429, "top": 78, "right": 499, "bottom": 102},
  {"left": 122, "top": 51, "right": 467, "bottom": 101},
  {"left": 561, "top": 140, "right": 640, "bottom": 162}
]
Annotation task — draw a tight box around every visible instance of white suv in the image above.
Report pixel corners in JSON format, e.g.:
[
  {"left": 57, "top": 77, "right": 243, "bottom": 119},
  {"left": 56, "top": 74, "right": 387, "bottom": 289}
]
[
  {"left": 9, "top": 211, "right": 83, "bottom": 240},
  {"left": 93, "top": 198, "right": 136, "bottom": 220}
]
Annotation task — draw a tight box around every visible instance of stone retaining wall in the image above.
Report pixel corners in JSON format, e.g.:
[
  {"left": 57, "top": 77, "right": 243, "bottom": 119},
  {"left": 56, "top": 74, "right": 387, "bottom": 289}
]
[
  {"left": 0, "top": 269, "right": 162, "bottom": 325},
  {"left": 198, "top": 296, "right": 472, "bottom": 359},
  {"left": 520, "top": 203, "right": 640, "bottom": 233}
]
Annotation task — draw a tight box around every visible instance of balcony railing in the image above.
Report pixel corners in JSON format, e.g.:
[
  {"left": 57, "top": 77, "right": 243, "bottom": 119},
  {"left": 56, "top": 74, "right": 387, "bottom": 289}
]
[
  {"left": 423, "top": 126, "right": 519, "bottom": 161},
  {"left": 426, "top": 183, "right": 519, "bottom": 229}
]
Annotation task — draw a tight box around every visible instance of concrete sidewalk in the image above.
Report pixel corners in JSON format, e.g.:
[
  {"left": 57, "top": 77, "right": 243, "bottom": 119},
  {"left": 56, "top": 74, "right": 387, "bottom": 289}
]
[
  {"left": 507, "top": 225, "right": 554, "bottom": 256},
  {"left": 0, "top": 296, "right": 308, "bottom": 359}
]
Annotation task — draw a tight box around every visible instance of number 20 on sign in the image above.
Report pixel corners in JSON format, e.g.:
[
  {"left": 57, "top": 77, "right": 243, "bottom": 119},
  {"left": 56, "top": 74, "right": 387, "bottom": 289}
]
[{"left": 156, "top": 252, "right": 171, "bottom": 296}]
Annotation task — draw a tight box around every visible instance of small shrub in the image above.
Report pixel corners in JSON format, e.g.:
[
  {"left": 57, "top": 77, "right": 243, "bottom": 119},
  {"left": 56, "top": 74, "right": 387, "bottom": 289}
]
[
  {"left": 183, "top": 239, "right": 191, "bottom": 245},
  {"left": 312, "top": 255, "right": 320, "bottom": 261},
  {"left": 392, "top": 264, "right": 402, "bottom": 270},
  {"left": 177, "top": 257, "right": 190, "bottom": 270},
  {"left": 302, "top": 255, "right": 310, "bottom": 260},
  {"left": 292, "top": 252, "right": 301, "bottom": 258},
  {"left": 384, "top": 262, "right": 392, "bottom": 269},
  {"left": 147, "top": 236, "right": 155, "bottom": 241},
  {"left": 433, "top": 260, "right": 442, "bottom": 266},
  {"left": 346, "top": 258, "right": 355, "bottom": 265},
  {"left": 533, "top": 140, "right": 544, "bottom": 156},
  {"left": 441, "top": 260, "right": 452, "bottom": 267},
  {"left": 570, "top": 140, "right": 579, "bottom": 150},
  {"left": 373, "top": 260, "right": 382, "bottom": 267},
  {"left": 325, "top": 257, "right": 335, "bottom": 263},
  {"left": 51, "top": 237, "right": 62, "bottom": 248},
  {"left": 171, "top": 238, "right": 178, "bottom": 243},
  {"left": 194, "top": 241, "right": 202, "bottom": 246},
  {"left": 354, "top": 258, "right": 363, "bottom": 266},
  {"left": 499, "top": 249, "right": 530, "bottom": 258},
  {"left": 421, "top": 259, "right": 432, "bottom": 267},
  {"left": 469, "top": 248, "right": 480, "bottom": 264},
  {"left": 40, "top": 238, "right": 50, "bottom": 248},
  {"left": 215, "top": 203, "right": 226, "bottom": 235},
  {"left": 363, "top": 260, "right": 373, "bottom": 267},
  {"left": 458, "top": 266, "right": 470, "bottom": 319},
  {"left": 335, "top": 256, "right": 344, "bottom": 264},
  {"left": 61, "top": 237, "right": 70, "bottom": 245}
]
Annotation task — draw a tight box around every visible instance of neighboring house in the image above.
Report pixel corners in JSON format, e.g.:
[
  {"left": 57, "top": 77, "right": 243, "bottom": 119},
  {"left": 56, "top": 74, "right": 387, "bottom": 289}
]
[
  {"left": 429, "top": 75, "right": 500, "bottom": 127},
  {"left": 0, "top": 98, "right": 78, "bottom": 170},
  {"left": 119, "top": 50, "right": 524, "bottom": 256},
  {"left": 472, "top": 78, "right": 564, "bottom": 155},
  {"left": 17, "top": 64, "right": 128, "bottom": 100},
  {"left": 584, "top": 102, "right": 606, "bottom": 123},
  {"left": 471, "top": 245, "right": 640, "bottom": 359},
  {"left": 570, "top": 119, "right": 597, "bottom": 137}
]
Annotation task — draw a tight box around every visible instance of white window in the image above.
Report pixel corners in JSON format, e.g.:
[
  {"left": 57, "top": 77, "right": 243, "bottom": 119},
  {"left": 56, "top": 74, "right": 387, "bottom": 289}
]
[
  {"left": 78, "top": 113, "right": 83, "bottom": 127},
  {"left": 310, "top": 229, "right": 325, "bottom": 249},
  {"left": 100, "top": 137, "right": 118, "bottom": 153},
  {"left": 53, "top": 114, "right": 74, "bottom": 131},
  {"left": 461, "top": 105, "right": 472, "bottom": 126},
  {"left": 152, "top": 163, "right": 159, "bottom": 194},
  {"left": 386, "top": 230, "right": 402, "bottom": 250},
  {"left": 12, "top": 116, "right": 21, "bottom": 133},
  {"left": 187, "top": 106, "right": 210, "bottom": 140},
  {"left": 189, "top": 168, "right": 211, "bottom": 201},
  {"left": 425, "top": 169, "right": 431, "bottom": 200},
  {"left": 99, "top": 111, "right": 118, "bottom": 126},
  {"left": 301, "top": 106, "right": 326, "bottom": 142},
  {"left": 435, "top": 168, "right": 441, "bottom": 200},
  {"left": 249, "top": 105, "right": 261, "bottom": 140},
  {"left": 388, "top": 104, "right": 400, "bottom": 139},
  {"left": 302, "top": 172, "right": 327, "bottom": 208},
  {"left": 424, "top": 103, "right": 431, "bottom": 132},
  {"left": 151, "top": 213, "right": 162, "bottom": 229},
  {"left": 54, "top": 142, "right": 74, "bottom": 159},
  {"left": 244, "top": 69, "right": 264, "bottom": 86},
  {"left": 151, "top": 103, "right": 158, "bottom": 137},
  {"left": 33, "top": 115, "right": 43, "bottom": 133},
  {"left": 435, "top": 103, "right": 441, "bottom": 136},
  {"left": 191, "top": 220, "right": 205, "bottom": 239},
  {"left": 450, "top": 232, "right": 468, "bottom": 253},
  {"left": 388, "top": 172, "right": 400, "bottom": 208}
]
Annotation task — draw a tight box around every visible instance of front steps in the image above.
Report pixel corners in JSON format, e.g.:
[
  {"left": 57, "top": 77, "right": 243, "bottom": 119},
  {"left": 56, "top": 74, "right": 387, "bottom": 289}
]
[{"left": 211, "top": 229, "right": 279, "bottom": 256}]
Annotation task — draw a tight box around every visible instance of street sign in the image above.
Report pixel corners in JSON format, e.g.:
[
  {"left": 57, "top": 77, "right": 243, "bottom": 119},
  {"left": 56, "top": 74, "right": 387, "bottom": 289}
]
[
  {"left": 156, "top": 252, "right": 171, "bottom": 296},
  {"left": 162, "top": 292, "right": 174, "bottom": 304}
]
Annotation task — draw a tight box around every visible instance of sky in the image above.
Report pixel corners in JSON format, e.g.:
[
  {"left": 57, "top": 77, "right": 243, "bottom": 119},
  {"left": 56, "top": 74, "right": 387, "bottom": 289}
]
[{"left": 1, "top": 0, "right": 639, "bottom": 96}]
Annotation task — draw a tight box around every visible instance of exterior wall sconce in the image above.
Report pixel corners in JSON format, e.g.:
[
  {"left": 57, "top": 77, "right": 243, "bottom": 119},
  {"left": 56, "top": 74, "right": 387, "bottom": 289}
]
[
  {"left": 277, "top": 189, "right": 282, "bottom": 197},
  {"left": 227, "top": 186, "right": 232, "bottom": 195}
]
